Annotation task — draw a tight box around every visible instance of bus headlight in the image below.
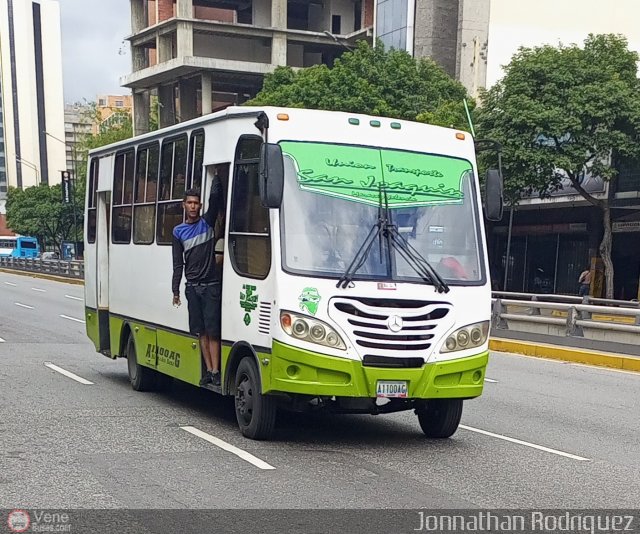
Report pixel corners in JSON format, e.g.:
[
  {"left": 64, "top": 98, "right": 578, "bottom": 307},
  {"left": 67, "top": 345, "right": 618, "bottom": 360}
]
[
  {"left": 440, "top": 321, "right": 489, "bottom": 353},
  {"left": 280, "top": 311, "right": 346, "bottom": 350}
]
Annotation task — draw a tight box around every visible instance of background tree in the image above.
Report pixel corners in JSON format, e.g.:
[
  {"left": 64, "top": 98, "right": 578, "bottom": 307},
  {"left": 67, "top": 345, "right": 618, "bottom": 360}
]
[
  {"left": 247, "top": 40, "right": 474, "bottom": 130},
  {"left": 6, "top": 184, "right": 80, "bottom": 254},
  {"left": 477, "top": 34, "right": 640, "bottom": 298}
]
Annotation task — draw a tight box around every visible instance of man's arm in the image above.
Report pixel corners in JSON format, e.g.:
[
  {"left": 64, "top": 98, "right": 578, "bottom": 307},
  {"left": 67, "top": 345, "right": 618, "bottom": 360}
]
[
  {"left": 203, "top": 176, "right": 223, "bottom": 227},
  {"left": 172, "top": 233, "right": 184, "bottom": 299}
]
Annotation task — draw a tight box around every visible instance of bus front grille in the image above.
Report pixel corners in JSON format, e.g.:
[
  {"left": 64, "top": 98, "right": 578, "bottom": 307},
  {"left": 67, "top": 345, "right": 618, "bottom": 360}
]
[{"left": 329, "top": 296, "right": 452, "bottom": 361}]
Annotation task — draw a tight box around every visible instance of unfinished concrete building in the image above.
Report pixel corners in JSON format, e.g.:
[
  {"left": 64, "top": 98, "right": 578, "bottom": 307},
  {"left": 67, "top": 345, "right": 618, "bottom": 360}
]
[{"left": 123, "top": 0, "right": 374, "bottom": 134}]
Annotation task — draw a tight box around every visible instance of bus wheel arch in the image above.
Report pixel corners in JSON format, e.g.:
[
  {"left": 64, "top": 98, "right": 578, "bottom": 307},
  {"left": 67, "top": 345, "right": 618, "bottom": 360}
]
[
  {"left": 119, "top": 322, "right": 133, "bottom": 359},
  {"left": 125, "top": 329, "right": 157, "bottom": 392},
  {"left": 224, "top": 341, "right": 262, "bottom": 396}
]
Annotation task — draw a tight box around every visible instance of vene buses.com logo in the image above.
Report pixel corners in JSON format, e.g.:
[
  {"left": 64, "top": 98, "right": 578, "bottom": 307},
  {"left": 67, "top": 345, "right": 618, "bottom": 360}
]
[{"left": 7, "top": 509, "right": 31, "bottom": 533}]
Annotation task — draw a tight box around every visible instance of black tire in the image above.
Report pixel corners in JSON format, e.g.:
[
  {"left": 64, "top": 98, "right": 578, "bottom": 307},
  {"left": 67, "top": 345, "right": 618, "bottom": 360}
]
[
  {"left": 234, "top": 357, "right": 277, "bottom": 440},
  {"left": 416, "top": 399, "right": 463, "bottom": 438},
  {"left": 126, "top": 334, "right": 158, "bottom": 392}
]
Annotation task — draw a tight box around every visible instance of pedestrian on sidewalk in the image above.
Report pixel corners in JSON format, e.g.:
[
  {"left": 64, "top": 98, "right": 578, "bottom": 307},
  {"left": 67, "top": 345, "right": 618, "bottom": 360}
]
[{"left": 578, "top": 266, "right": 591, "bottom": 297}]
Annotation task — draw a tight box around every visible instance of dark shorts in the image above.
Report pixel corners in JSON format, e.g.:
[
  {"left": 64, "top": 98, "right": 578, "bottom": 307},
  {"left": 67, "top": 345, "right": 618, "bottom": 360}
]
[{"left": 185, "top": 282, "right": 221, "bottom": 338}]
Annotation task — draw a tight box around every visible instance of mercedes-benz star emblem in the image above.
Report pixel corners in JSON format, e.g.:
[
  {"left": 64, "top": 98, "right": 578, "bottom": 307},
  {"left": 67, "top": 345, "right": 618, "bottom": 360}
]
[{"left": 387, "top": 315, "right": 403, "bottom": 332}]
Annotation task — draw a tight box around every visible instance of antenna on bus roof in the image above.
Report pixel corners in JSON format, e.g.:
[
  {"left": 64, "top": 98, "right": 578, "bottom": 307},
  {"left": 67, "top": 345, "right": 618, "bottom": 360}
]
[{"left": 463, "top": 98, "right": 476, "bottom": 138}]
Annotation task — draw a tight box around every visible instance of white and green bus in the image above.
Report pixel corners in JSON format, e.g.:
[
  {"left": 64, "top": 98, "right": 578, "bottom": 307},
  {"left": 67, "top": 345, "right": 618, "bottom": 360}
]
[{"left": 83, "top": 106, "right": 503, "bottom": 440}]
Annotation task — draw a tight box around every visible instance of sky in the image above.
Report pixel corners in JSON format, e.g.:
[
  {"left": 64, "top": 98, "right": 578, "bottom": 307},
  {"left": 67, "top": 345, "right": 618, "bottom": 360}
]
[
  {"left": 59, "top": 0, "right": 640, "bottom": 103},
  {"left": 486, "top": 0, "right": 640, "bottom": 87},
  {"left": 59, "top": 0, "right": 130, "bottom": 103}
]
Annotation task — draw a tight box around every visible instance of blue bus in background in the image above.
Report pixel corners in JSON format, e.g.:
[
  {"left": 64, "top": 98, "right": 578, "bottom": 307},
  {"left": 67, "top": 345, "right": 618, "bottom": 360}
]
[{"left": 0, "top": 236, "right": 40, "bottom": 258}]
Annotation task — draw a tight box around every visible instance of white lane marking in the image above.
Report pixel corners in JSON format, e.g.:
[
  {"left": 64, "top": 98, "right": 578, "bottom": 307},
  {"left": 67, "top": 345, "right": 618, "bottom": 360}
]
[
  {"left": 180, "top": 426, "right": 275, "bottom": 470},
  {"left": 64, "top": 295, "right": 83, "bottom": 301},
  {"left": 0, "top": 337, "right": 5, "bottom": 343},
  {"left": 15, "top": 302, "right": 34, "bottom": 309},
  {"left": 484, "top": 378, "right": 498, "bottom": 383},
  {"left": 31, "top": 287, "right": 46, "bottom": 292},
  {"left": 60, "top": 314, "right": 85, "bottom": 324},
  {"left": 459, "top": 425, "right": 590, "bottom": 461},
  {"left": 44, "top": 362, "right": 94, "bottom": 385},
  {"left": 4, "top": 281, "right": 17, "bottom": 286}
]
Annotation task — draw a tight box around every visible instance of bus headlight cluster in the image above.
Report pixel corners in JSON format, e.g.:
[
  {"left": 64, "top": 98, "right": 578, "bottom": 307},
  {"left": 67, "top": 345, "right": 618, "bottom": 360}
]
[
  {"left": 440, "top": 321, "right": 489, "bottom": 353},
  {"left": 280, "top": 311, "right": 346, "bottom": 350}
]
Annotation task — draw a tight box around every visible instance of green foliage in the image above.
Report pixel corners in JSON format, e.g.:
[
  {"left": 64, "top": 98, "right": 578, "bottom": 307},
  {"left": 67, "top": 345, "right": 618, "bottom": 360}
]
[
  {"left": 476, "top": 33, "right": 640, "bottom": 297},
  {"left": 477, "top": 33, "right": 640, "bottom": 201},
  {"left": 75, "top": 102, "right": 133, "bottom": 182},
  {"left": 246, "top": 40, "right": 473, "bottom": 129},
  {"left": 6, "top": 181, "right": 84, "bottom": 253}
]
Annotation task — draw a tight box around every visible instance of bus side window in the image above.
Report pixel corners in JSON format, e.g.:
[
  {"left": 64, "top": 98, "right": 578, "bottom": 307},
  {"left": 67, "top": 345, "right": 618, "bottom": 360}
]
[
  {"left": 133, "top": 143, "right": 158, "bottom": 244},
  {"left": 157, "top": 134, "right": 188, "bottom": 245},
  {"left": 87, "top": 158, "right": 99, "bottom": 243},
  {"left": 112, "top": 150, "right": 135, "bottom": 244},
  {"left": 229, "top": 136, "right": 271, "bottom": 279}
]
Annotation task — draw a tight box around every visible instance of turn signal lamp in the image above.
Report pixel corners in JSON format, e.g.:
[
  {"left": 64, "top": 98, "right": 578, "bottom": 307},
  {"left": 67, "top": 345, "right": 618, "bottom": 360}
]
[
  {"left": 277, "top": 113, "right": 289, "bottom": 121},
  {"left": 456, "top": 132, "right": 466, "bottom": 140}
]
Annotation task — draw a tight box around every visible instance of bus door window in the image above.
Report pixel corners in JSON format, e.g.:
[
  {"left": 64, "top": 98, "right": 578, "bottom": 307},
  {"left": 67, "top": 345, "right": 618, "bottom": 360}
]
[
  {"left": 87, "top": 158, "right": 99, "bottom": 244},
  {"left": 229, "top": 136, "right": 270, "bottom": 279}
]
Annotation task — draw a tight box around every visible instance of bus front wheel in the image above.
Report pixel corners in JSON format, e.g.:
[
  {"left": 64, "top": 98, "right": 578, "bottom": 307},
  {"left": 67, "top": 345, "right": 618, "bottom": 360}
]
[
  {"left": 234, "top": 357, "right": 276, "bottom": 440},
  {"left": 126, "top": 335, "right": 158, "bottom": 392},
  {"left": 416, "top": 399, "right": 463, "bottom": 438}
]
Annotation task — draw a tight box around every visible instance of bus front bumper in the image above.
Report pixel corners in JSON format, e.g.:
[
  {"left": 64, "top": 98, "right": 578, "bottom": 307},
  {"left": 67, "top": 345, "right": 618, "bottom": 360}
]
[{"left": 262, "top": 341, "right": 488, "bottom": 399}]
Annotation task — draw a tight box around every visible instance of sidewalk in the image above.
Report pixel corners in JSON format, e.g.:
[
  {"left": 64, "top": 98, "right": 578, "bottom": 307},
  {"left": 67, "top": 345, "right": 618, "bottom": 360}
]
[{"left": 489, "top": 337, "right": 640, "bottom": 372}]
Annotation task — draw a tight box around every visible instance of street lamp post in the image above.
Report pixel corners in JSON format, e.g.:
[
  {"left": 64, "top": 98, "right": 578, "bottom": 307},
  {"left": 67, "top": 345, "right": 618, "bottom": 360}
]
[{"left": 16, "top": 157, "right": 40, "bottom": 184}]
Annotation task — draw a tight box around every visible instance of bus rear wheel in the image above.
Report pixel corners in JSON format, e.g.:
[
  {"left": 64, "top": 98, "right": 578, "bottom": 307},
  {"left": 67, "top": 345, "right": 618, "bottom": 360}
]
[
  {"left": 416, "top": 399, "right": 463, "bottom": 438},
  {"left": 126, "top": 335, "right": 158, "bottom": 392},
  {"left": 234, "top": 357, "right": 276, "bottom": 440}
]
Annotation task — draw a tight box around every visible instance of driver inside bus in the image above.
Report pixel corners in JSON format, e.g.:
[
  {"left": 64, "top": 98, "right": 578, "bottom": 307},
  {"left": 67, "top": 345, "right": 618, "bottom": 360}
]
[{"left": 172, "top": 178, "right": 225, "bottom": 387}]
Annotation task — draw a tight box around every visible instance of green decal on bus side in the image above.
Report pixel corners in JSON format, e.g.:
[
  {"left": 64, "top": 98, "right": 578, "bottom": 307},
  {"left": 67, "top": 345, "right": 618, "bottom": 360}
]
[
  {"left": 280, "top": 141, "right": 470, "bottom": 208},
  {"left": 240, "top": 284, "right": 258, "bottom": 326},
  {"left": 299, "top": 287, "right": 321, "bottom": 316}
]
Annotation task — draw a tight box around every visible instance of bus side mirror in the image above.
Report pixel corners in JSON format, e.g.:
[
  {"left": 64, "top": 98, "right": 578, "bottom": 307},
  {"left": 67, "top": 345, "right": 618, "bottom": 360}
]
[
  {"left": 259, "top": 143, "right": 284, "bottom": 209},
  {"left": 485, "top": 168, "right": 504, "bottom": 221}
]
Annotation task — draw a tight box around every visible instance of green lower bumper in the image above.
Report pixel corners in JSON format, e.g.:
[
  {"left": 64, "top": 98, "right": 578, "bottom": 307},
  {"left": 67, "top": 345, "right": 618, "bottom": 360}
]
[{"left": 264, "top": 340, "right": 488, "bottom": 399}]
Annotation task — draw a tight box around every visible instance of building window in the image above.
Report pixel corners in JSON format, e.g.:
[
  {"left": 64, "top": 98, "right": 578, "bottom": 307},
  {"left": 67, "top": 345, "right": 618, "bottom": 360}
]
[
  {"left": 157, "top": 134, "right": 188, "bottom": 244},
  {"left": 112, "top": 150, "right": 135, "bottom": 244},
  {"left": 133, "top": 142, "right": 159, "bottom": 244},
  {"left": 332, "top": 15, "right": 341, "bottom": 34},
  {"left": 229, "top": 136, "right": 271, "bottom": 279},
  {"left": 115, "top": 100, "right": 124, "bottom": 107},
  {"left": 98, "top": 98, "right": 106, "bottom": 106}
]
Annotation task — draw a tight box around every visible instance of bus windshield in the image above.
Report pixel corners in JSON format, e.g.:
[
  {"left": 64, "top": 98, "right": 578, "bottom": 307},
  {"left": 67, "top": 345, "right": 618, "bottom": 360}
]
[{"left": 280, "top": 141, "right": 484, "bottom": 284}]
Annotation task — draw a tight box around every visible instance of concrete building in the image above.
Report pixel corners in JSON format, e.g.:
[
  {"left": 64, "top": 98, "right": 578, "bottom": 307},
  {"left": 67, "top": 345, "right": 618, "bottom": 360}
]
[
  {"left": 95, "top": 94, "right": 133, "bottom": 134},
  {"left": 0, "top": 0, "right": 66, "bottom": 233},
  {"left": 123, "top": 0, "right": 374, "bottom": 134},
  {"left": 63, "top": 103, "right": 92, "bottom": 176},
  {"left": 374, "top": 0, "right": 490, "bottom": 98}
]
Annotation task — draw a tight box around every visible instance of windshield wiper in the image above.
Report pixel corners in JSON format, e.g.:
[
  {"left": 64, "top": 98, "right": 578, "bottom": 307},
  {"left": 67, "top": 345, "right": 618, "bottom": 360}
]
[
  {"left": 336, "top": 186, "right": 388, "bottom": 289},
  {"left": 336, "top": 185, "right": 450, "bottom": 293}
]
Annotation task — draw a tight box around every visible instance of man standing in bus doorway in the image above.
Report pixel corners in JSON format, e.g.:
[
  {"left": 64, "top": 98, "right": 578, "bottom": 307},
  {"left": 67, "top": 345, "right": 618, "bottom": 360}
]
[
  {"left": 578, "top": 265, "right": 592, "bottom": 297},
  {"left": 172, "top": 178, "right": 225, "bottom": 387}
]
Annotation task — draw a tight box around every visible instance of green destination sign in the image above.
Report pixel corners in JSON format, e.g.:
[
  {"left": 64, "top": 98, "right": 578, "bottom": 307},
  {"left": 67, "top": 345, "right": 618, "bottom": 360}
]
[{"left": 280, "top": 141, "right": 470, "bottom": 208}]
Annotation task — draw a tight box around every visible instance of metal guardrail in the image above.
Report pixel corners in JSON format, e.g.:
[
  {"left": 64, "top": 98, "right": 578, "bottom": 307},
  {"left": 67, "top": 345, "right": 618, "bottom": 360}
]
[
  {"left": 0, "top": 256, "right": 84, "bottom": 279},
  {"left": 492, "top": 291, "right": 640, "bottom": 340}
]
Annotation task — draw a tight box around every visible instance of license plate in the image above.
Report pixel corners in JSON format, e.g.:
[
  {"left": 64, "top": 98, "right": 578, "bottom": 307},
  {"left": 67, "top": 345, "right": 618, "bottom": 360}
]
[{"left": 376, "top": 380, "right": 408, "bottom": 398}]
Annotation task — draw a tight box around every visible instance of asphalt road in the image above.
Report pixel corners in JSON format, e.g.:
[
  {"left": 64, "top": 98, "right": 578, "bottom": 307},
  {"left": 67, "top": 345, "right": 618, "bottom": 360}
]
[{"left": 1, "top": 271, "right": 639, "bottom": 523}]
